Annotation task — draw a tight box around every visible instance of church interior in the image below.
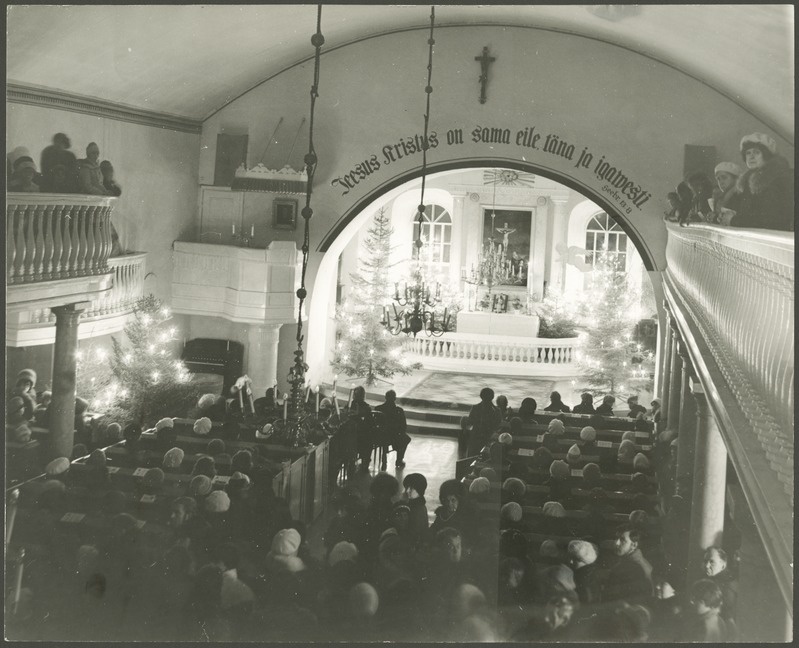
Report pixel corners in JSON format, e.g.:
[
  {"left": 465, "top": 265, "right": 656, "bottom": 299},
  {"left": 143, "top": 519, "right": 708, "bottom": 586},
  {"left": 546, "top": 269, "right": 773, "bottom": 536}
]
[{"left": 5, "top": 4, "right": 794, "bottom": 643}]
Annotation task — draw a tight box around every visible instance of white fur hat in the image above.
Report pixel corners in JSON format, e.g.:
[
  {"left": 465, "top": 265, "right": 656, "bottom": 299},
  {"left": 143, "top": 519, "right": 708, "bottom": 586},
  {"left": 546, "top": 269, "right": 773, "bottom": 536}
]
[
  {"left": 155, "top": 417, "right": 174, "bottom": 431},
  {"left": 740, "top": 132, "right": 776, "bottom": 155},
  {"left": 714, "top": 161, "right": 742, "bottom": 177},
  {"left": 547, "top": 418, "right": 565, "bottom": 434},
  {"left": 193, "top": 417, "right": 212, "bottom": 436},
  {"left": 468, "top": 476, "right": 491, "bottom": 495},
  {"left": 497, "top": 432, "right": 513, "bottom": 446},
  {"left": 329, "top": 540, "right": 359, "bottom": 566}
]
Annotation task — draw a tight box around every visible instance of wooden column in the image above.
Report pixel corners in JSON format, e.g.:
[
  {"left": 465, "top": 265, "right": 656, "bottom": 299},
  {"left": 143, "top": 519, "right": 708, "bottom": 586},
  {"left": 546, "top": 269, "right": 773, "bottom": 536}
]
[
  {"left": 48, "top": 301, "right": 90, "bottom": 459},
  {"left": 687, "top": 385, "right": 727, "bottom": 577}
]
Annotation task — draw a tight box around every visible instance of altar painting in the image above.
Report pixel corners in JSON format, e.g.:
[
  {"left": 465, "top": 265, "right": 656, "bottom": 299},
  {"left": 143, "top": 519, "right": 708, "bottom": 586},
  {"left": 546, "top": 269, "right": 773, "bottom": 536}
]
[{"left": 481, "top": 208, "right": 532, "bottom": 286}]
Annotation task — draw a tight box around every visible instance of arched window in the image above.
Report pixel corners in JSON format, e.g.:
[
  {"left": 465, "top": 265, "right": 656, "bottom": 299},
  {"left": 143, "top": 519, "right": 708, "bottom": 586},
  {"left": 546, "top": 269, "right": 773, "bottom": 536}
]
[
  {"left": 413, "top": 204, "right": 452, "bottom": 266},
  {"left": 585, "top": 212, "right": 627, "bottom": 269}
]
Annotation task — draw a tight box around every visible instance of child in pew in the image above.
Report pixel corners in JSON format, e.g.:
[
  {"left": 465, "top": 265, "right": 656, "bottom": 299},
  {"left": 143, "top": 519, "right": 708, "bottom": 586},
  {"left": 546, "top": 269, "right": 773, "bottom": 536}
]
[{"left": 517, "top": 397, "right": 539, "bottom": 424}]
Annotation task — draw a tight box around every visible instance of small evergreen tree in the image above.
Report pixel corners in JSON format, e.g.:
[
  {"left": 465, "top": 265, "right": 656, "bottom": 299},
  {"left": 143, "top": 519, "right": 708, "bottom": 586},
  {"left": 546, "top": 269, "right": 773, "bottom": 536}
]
[
  {"left": 577, "top": 250, "right": 654, "bottom": 397},
  {"left": 83, "top": 295, "right": 201, "bottom": 425},
  {"left": 332, "top": 207, "right": 421, "bottom": 385}
]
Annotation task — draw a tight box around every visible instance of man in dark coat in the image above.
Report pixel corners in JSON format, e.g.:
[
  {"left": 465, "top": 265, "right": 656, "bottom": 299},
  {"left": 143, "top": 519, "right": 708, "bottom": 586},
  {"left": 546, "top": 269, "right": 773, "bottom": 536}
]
[
  {"left": 350, "top": 386, "right": 375, "bottom": 473},
  {"left": 40, "top": 132, "right": 79, "bottom": 193},
  {"left": 375, "top": 389, "right": 411, "bottom": 469},
  {"left": 466, "top": 387, "right": 502, "bottom": 456},
  {"left": 603, "top": 523, "right": 654, "bottom": 603}
]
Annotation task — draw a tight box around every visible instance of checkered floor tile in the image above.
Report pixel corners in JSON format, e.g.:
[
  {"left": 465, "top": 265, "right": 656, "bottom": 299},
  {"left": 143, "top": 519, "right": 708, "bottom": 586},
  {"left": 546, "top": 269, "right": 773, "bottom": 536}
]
[{"left": 404, "top": 371, "right": 556, "bottom": 408}]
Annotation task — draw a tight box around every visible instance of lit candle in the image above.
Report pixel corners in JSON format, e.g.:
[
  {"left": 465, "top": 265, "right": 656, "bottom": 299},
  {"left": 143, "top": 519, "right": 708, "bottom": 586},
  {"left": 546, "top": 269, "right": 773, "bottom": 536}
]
[
  {"left": 250, "top": 224, "right": 255, "bottom": 237},
  {"left": 238, "top": 387, "right": 244, "bottom": 410},
  {"left": 334, "top": 394, "right": 341, "bottom": 418},
  {"left": 333, "top": 374, "right": 337, "bottom": 398},
  {"left": 347, "top": 388, "right": 353, "bottom": 409},
  {"left": 283, "top": 393, "right": 288, "bottom": 420},
  {"left": 232, "top": 223, "right": 236, "bottom": 235},
  {"left": 248, "top": 390, "right": 255, "bottom": 415},
  {"left": 394, "top": 282, "right": 399, "bottom": 299},
  {"left": 315, "top": 386, "right": 320, "bottom": 413}
]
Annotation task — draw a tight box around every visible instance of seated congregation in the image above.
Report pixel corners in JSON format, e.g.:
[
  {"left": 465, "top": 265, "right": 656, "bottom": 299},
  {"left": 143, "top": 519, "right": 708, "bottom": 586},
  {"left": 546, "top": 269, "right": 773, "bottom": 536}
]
[{"left": 5, "top": 367, "right": 739, "bottom": 642}]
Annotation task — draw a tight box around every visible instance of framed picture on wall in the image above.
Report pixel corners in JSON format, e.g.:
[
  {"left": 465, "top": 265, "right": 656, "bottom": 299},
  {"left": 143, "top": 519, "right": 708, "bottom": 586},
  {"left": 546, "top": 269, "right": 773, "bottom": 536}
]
[
  {"left": 482, "top": 208, "right": 533, "bottom": 287},
  {"left": 273, "top": 198, "right": 298, "bottom": 230}
]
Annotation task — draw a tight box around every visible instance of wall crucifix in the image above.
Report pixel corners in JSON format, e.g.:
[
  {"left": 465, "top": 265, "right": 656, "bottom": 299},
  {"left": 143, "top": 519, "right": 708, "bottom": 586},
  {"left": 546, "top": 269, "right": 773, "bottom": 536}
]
[{"left": 475, "top": 46, "right": 496, "bottom": 104}]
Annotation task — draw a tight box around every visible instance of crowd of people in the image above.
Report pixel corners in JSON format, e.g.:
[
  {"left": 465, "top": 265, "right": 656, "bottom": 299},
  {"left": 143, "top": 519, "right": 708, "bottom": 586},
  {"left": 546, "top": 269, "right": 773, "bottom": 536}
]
[
  {"left": 8, "top": 133, "right": 122, "bottom": 197},
  {"left": 5, "top": 366, "right": 741, "bottom": 642},
  {"left": 664, "top": 131, "right": 794, "bottom": 231}
]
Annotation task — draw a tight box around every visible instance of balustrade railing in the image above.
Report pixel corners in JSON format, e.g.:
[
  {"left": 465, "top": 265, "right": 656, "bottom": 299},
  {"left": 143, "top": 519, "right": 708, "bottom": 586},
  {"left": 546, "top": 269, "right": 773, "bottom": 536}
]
[
  {"left": 6, "top": 193, "right": 117, "bottom": 285},
  {"left": 84, "top": 252, "right": 147, "bottom": 319},
  {"left": 665, "top": 223, "right": 794, "bottom": 475},
  {"left": 402, "top": 332, "right": 578, "bottom": 369}
]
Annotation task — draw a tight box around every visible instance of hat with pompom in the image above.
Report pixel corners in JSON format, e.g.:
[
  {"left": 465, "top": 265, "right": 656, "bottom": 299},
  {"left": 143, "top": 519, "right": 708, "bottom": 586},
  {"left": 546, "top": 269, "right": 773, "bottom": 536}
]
[
  {"left": 45, "top": 456, "right": 70, "bottom": 476},
  {"left": 566, "top": 444, "right": 581, "bottom": 465},
  {"left": 162, "top": 447, "right": 185, "bottom": 469},
  {"left": 633, "top": 453, "right": 650, "bottom": 470},
  {"left": 740, "top": 132, "right": 777, "bottom": 156},
  {"left": 204, "top": 489, "right": 230, "bottom": 513},
  {"left": 497, "top": 432, "right": 513, "bottom": 446},
  {"left": 547, "top": 419, "right": 565, "bottom": 434},
  {"left": 329, "top": 540, "right": 359, "bottom": 567},
  {"left": 468, "top": 476, "right": 491, "bottom": 495},
  {"left": 549, "top": 459, "right": 570, "bottom": 480},
  {"left": 501, "top": 501, "right": 523, "bottom": 523},
  {"left": 543, "top": 501, "right": 567, "bottom": 517},
  {"left": 189, "top": 474, "right": 213, "bottom": 498},
  {"left": 580, "top": 426, "right": 596, "bottom": 442},
  {"left": 155, "top": 417, "right": 174, "bottom": 431}
]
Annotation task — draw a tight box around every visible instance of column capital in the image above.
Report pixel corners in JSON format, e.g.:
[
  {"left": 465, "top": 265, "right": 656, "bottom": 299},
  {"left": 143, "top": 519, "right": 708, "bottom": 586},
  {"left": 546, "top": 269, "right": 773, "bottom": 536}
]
[{"left": 51, "top": 301, "right": 91, "bottom": 317}]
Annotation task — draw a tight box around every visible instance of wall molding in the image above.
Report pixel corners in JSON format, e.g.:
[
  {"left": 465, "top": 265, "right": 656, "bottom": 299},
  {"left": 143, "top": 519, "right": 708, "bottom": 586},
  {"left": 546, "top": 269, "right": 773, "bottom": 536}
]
[{"left": 7, "top": 82, "right": 202, "bottom": 134}]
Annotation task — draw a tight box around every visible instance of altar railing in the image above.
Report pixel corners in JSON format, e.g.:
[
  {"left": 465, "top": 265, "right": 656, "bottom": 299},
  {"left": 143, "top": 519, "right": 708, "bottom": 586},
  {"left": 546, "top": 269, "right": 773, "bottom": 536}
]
[
  {"left": 6, "top": 193, "right": 117, "bottom": 284},
  {"left": 402, "top": 332, "right": 579, "bottom": 376},
  {"left": 665, "top": 222, "right": 794, "bottom": 495}
]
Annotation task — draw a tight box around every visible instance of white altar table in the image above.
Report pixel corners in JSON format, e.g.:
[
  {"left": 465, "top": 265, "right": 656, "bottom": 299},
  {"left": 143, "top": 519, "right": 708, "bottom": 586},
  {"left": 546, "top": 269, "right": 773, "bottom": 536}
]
[{"left": 457, "top": 311, "right": 540, "bottom": 337}]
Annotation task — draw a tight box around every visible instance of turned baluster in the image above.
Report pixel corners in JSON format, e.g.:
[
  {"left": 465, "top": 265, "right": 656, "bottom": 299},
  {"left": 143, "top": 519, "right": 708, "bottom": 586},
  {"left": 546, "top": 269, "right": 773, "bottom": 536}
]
[
  {"left": 7, "top": 204, "right": 19, "bottom": 284},
  {"left": 97, "top": 206, "right": 111, "bottom": 272},
  {"left": 41, "top": 204, "right": 55, "bottom": 280},
  {"left": 64, "top": 205, "right": 78, "bottom": 277},
  {"left": 51, "top": 204, "right": 66, "bottom": 279},
  {"left": 21, "top": 204, "right": 36, "bottom": 281},
  {"left": 74, "top": 205, "right": 89, "bottom": 275},
  {"left": 31, "top": 204, "right": 45, "bottom": 281},
  {"left": 84, "top": 205, "right": 97, "bottom": 274}
]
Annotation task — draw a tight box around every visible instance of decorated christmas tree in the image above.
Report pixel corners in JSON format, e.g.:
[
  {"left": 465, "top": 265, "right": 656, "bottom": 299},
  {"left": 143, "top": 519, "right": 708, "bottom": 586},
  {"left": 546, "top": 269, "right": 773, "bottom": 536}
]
[
  {"left": 332, "top": 207, "right": 421, "bottom": 385},
  {"left": 82, "top": 295, "right": 201, "bottom": 426},
  {"left": 576, "top": 249, "right": 654, "bottom": 397}
]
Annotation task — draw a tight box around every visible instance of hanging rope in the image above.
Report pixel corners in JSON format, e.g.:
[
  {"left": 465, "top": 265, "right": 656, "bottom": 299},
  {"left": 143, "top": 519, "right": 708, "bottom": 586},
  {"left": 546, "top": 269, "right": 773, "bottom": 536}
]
[
  {"left": 414, "top": 6, "right": 437, "bottom": 255},
  {"left": 291, "top": 4, "right": 324, "bottom": 390}
]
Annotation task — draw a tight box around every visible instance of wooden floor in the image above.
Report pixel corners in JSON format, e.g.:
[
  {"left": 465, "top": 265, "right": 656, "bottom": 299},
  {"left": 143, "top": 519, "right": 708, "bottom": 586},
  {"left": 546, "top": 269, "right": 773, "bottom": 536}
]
[{"left": 306, "top": 434, "right": 459, "bottom": 559}]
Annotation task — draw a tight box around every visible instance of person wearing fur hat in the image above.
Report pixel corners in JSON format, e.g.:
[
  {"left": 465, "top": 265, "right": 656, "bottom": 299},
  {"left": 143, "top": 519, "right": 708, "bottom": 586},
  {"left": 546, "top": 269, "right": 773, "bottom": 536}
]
[
  {"left": 710, "top": 161, "right": 743, "bottom": 223},
  {"left": 162, "top": 447, "right": 185, "bottom": 472},
  {"left": 582, "top": 462, "right": 603, "bottom": 489},
  {"left": 265, "top": 528, "right": 306, "bottom": 574},
  {"left": 8, "top": 156, "right": 41, "bottom": 192},
  {"left": 568, "top": 539, "right": 602, "bottom": 605},
  {"left": 626, "top": 395, "right": 647, "bottom": 419},
  {"left": 466, "top": 387, "right": 502, "bottom": 456},
  {"left": 572, "top": 392, "right": 595, "bottom": 414},
  {"left": 544, "top": 391, "right": 571, "bottom": 413},
  {"left": 579, "top": 426, "right": 597, "bottom": 453},
  {"left": 14, "top": 368, "right": 38, "bottom": 400},
  {"left": 401, "top": 473, "right": 429, "bottom": 546},
  {"left": 730, "top": 132, "right": 794, "bottom": 231},
  {"left": 502, "top": 476, "right": 527, "bottom": 502},
  {"left": 430, "top": 479, "right": 473, "bottom": 537},
  {"left": 495, "top": 394, "right": 513, "bottom": 421}
]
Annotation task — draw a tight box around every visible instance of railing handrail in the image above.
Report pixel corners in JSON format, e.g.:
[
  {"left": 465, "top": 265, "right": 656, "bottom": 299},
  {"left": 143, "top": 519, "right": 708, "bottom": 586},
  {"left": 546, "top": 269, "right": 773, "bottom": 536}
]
[
  {"left": 665, "top": 222, "right": 794, "bottom": 267},
  {"left": 7, "top": 192, "right": 118, "bottom": 207},
  {"left": 107, "top": 251, "right": 148, "bottom": 266},
  {"left": 408, "top": 331, "right": 578, "bottom": 346}
]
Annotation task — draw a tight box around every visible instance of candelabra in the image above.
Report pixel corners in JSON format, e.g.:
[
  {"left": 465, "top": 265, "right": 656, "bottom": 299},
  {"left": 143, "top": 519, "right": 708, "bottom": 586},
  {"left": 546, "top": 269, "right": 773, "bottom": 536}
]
[{"left": 383, "top": 264, "right": 451, "bottom": 337}]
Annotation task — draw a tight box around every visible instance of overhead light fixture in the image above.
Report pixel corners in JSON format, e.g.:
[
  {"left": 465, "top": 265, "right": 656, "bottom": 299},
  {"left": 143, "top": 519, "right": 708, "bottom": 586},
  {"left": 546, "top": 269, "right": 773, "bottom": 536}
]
[{"left": 382, "top": 6, "right": 450, "bottom": 338}]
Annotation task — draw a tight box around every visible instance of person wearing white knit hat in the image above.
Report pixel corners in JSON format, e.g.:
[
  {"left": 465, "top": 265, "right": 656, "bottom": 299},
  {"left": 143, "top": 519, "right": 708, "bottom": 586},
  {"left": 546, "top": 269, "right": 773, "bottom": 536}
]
[
  {"left": 730, "top": 132, "right": 793, "bottom": 231},
  {"left": 329, "top": 540, "right": 359, "bottom": 566},
  {"left": 193, "top": 416, "right": 212, "bottom": 436},
  {"left": 568, "top": 540, "right": 601, "bottom": 605},
  {"left": 566, "top": 444, "right": 581, "bottom": 466}
]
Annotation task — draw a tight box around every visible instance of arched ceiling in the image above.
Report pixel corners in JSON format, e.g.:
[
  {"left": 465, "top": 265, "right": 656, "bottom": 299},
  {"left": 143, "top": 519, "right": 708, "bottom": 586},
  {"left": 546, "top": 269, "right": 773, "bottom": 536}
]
[{"left": 6, "top": 4, "right": 794, "bottom": 137}]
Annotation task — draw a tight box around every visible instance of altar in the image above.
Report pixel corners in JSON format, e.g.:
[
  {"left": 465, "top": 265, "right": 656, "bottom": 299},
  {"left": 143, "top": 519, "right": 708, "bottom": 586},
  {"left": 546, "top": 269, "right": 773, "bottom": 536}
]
[{"left": 456, "top": 311, "right": 540, "bottom": 337}]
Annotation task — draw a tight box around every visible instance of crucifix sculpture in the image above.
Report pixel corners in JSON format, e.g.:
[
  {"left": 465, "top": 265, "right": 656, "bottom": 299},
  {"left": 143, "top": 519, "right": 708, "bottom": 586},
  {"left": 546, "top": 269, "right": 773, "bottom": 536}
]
[{"left": 475, "top": 46, "right": 496, "bottom": 104}]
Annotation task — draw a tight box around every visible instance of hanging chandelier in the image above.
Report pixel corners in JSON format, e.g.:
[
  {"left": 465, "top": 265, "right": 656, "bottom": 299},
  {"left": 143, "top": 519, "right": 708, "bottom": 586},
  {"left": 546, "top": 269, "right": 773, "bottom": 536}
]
[
  {"left": 461, "top": 169, "right": 520, "bottom": 304},
  {"left": 272, "top": 4, "right": 329, "bottom": 448},
  {"left": 382, "top": 6, "right": 450, "bottom": 338}
]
